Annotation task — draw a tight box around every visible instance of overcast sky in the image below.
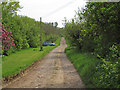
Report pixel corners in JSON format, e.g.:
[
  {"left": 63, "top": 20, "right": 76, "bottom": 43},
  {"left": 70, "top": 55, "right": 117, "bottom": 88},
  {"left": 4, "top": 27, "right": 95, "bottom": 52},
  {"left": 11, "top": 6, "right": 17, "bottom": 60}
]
[{"left": 17, "top": 0, "right": 87, "bottom": 27}]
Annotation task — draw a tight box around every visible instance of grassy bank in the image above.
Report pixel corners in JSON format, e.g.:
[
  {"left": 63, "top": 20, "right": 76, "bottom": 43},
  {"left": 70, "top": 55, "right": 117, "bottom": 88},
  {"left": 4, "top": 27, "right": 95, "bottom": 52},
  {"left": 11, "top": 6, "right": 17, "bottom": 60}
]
[
  {"left": 2, "top": 38, "right": 61, "bottom": 78},
  {"left": 65, "top": 46, "right": 100, "bottom": 88}
]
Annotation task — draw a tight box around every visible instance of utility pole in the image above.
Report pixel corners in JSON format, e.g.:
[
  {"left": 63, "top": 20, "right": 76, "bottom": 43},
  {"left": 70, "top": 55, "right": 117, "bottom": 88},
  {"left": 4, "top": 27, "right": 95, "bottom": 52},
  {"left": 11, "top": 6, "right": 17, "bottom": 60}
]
[{"left": 40, "top": 17, "right": 43, "bottom": 51}]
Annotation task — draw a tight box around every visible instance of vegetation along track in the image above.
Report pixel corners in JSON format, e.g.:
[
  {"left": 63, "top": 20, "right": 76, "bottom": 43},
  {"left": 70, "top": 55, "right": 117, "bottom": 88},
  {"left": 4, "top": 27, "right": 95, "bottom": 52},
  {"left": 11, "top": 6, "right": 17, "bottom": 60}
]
[{"left": 3, "top": 37, "right": 85, "bottom": 88}]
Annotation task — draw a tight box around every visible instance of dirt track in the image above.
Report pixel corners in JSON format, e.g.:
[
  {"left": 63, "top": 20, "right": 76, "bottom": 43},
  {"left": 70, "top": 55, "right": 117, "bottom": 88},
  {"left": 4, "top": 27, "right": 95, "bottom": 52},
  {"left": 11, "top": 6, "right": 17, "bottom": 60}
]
[{"left": 4, "top": 37, "right": 85, "bottom": 88}]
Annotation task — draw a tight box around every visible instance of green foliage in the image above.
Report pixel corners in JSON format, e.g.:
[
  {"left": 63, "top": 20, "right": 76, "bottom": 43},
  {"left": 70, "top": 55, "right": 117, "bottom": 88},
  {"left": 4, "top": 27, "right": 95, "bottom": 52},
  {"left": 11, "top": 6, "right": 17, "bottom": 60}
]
[
  {"left": 2, "top": 1, "right": 60, "bottom": 55},
  {"left": 94, "top": 44, "right": 120, "bottom": 88},
  {"left": 65, "top": 46, "right": 99, "bottom": 88},
  {"left": 64, "top": 2, "right": 120, "bottom": 88}
]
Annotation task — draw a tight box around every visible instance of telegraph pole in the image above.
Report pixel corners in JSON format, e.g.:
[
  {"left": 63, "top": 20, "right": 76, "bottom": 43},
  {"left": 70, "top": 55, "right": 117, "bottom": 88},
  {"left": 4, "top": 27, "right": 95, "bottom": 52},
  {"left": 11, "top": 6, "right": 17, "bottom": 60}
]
[{"left": 40, "top": 17, "right": 43, "bottom": 51}]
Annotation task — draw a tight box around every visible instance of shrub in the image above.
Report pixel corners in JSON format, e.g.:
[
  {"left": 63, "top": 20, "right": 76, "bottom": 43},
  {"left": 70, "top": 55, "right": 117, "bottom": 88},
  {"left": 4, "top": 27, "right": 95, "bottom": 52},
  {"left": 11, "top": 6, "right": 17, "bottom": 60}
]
[
  {"left": 94, "top": 44, "right": 120, "bottom": 88},
  {"left": 2, "top": 26, "right": 15, "bottom": 55}
]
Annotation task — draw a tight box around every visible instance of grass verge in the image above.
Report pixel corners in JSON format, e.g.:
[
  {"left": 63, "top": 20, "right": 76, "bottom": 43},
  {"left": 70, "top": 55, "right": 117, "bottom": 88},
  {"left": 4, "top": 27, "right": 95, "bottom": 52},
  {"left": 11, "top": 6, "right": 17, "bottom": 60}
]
[
  {"left": 65, "top": 46, "right": 100, "bottom": 88},
  {"left": 2, "top": 38, "right": 61, "bottom": 78}
]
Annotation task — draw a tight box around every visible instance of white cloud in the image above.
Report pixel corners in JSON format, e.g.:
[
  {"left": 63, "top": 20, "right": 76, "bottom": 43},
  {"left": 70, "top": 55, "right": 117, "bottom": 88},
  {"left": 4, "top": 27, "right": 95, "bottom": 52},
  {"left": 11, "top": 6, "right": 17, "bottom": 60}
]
[{"left": 18, "top": 0, "right": 86, "bottom": 27}]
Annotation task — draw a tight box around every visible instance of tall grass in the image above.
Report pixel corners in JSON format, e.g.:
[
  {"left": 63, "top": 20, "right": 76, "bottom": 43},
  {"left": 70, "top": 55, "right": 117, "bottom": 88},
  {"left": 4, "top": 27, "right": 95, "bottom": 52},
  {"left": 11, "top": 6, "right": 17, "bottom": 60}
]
[{"left": 65, "top": 46, "right": 100, "bottom": 88}]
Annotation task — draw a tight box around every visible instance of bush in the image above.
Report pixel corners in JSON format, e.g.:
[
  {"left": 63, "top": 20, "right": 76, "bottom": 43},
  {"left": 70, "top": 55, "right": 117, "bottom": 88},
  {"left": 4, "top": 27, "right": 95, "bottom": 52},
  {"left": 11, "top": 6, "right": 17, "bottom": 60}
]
[{"left": 94, "top": 44, "right": 120, "bottom": 88}]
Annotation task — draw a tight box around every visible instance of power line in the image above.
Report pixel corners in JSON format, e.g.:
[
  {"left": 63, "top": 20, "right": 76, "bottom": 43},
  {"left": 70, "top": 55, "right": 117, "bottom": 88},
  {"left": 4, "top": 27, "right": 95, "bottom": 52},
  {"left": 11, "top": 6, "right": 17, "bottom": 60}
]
[{"left": 42, "top": 0, "right": 77, "bottom": 18}]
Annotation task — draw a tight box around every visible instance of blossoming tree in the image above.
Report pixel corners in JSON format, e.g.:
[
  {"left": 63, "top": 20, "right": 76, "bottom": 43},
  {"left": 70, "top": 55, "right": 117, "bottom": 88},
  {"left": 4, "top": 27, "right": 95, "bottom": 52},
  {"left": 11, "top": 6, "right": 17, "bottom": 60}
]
[{"left": 1, "top": 25, "right": 15, "bottom": 55}]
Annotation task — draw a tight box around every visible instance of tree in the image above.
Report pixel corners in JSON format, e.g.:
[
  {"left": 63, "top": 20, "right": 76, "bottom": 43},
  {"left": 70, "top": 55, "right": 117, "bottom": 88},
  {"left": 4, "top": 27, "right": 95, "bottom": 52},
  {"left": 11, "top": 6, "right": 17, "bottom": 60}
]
[
  {"left": 2, "top": 0, "right": 60, "bottom": 55},
  {"left": 64, "top": 2, "right": 120, "bottom": 88},
  {"left": 2, "top": 26, "right": 15, "bottom": 55}
]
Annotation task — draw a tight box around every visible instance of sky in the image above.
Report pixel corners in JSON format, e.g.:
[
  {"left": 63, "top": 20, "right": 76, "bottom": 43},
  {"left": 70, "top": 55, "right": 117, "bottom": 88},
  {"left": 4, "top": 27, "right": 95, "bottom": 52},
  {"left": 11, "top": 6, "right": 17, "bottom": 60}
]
[{"left": 17, "top": 0, "right": 87, "bottom": 27}]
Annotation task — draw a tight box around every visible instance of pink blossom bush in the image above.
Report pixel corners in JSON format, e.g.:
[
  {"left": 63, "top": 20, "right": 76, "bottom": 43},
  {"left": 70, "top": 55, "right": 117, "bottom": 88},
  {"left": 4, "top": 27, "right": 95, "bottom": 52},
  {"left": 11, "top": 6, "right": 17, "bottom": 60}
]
[{"left": 1, "top": 25, "right": 15, "bottom": 51}]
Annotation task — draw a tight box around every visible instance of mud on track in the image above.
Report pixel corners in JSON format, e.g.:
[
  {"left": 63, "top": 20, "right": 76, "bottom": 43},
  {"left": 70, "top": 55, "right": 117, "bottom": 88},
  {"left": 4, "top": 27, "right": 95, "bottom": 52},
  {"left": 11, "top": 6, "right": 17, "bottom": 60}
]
[{"left": 3, "top": 37, "right": 85, "bottom": 88}]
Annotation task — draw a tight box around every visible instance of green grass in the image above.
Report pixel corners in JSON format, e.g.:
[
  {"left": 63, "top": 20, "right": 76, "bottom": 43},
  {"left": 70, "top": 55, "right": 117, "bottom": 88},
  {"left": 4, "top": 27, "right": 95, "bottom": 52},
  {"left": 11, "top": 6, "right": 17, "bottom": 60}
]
[
  {"left": 2, "top": 38, "right": 61, "bottom": 78},
  {"left": 65, "top": 46, "right": 100, "bottom": 88}
]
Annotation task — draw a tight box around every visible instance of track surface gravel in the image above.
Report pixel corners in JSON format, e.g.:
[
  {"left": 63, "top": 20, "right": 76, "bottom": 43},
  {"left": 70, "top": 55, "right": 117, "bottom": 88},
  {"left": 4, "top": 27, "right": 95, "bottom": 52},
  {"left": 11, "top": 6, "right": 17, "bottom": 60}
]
[{"left": 4, "top": 37, "right": 85, "bottom": 88}]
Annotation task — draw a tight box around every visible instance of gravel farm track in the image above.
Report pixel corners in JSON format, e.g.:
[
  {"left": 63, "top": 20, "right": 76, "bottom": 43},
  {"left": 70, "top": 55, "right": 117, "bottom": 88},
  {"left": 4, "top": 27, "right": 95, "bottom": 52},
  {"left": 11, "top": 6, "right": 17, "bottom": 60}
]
[{"left": 3, "top": 37, "right": 85, "bottom": 88}]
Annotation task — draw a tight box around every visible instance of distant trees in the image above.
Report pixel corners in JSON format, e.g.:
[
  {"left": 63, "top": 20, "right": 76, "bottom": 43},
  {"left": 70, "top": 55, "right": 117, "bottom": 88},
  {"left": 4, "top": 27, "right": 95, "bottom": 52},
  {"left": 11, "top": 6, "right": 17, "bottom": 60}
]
[
  {"left": 42, "top": 22, "right": 60, "bottom": 42},
  {"left": 64, "top": 2, "right": 120, "bottom": 88},
  {"left": 2, "top": 1, "right": 60, "bottom": 55}
]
